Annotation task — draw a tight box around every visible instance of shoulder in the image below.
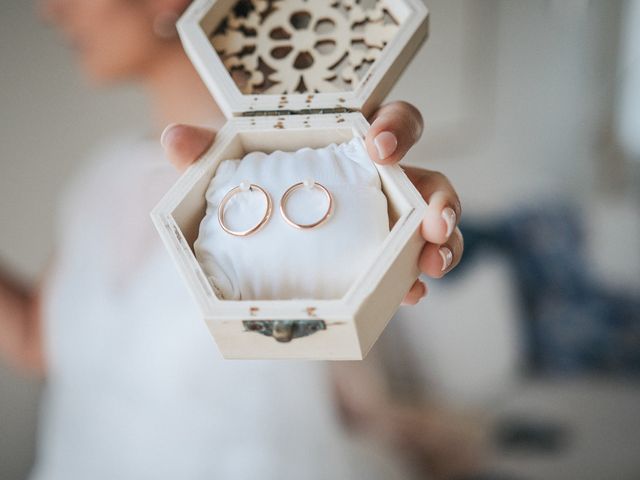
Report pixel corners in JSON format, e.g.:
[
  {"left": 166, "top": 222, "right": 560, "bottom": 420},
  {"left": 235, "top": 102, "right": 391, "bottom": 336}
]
[
  {"left": 64, "top": 134, "right": 167, "bottom": 198},
  {"left": 55, "top": 135, "right": 169, "bottom": 235},
  {"left": 72, "top": 135, "right": 159, "bottom": 185}
]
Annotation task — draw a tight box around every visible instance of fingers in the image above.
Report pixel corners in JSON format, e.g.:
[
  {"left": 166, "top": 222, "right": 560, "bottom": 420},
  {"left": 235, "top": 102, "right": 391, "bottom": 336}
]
[
  {"left": 419, "top": 227, "right": 464, "bottom": 279},
  {"left": 405, "top": 167, "right": 464, "bottom": 280},
  {"left": 405, "top": 167, "right": 462, "bottom": 246},
  {"left": 365, "top": 101, "right": 424, "bottom": 165},
  {"left": 401, "top": 279, "right": 428, "bottom": 306},
  {"left": 365, "top": 105, "right": 464, "bottom": 288},
  {"left": 161, "top": 124, "right": 216, "bottom": 172}
]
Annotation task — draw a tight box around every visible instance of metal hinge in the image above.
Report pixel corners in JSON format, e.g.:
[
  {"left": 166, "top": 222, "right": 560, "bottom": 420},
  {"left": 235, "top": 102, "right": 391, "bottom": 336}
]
[
  {"left": 243, "top": 320, "right": 326, "bottom": 343},
  {"left": 241, "top": 107, "right": 355, "bottom": 117}
]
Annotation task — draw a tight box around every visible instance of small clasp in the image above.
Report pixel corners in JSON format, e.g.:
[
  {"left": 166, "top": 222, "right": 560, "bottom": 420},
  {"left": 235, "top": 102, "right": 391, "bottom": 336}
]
[{"left": 243, "top": 320, "right": 326, "bottom": 342}]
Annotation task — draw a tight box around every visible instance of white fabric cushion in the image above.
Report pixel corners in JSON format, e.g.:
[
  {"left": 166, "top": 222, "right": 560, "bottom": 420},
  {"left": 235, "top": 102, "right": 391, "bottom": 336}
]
[{"left": 194, "top": 137, "right": 389, "bottom": 300}]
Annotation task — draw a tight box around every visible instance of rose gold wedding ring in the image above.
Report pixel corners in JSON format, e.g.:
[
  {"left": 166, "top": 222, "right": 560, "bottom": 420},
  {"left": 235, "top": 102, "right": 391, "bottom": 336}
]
[
  {"left": 280, "top": 180, "right": 333, "bottom": 230},
  {"left": 218, "top": 183, "right": 273, "bottom": 237}
]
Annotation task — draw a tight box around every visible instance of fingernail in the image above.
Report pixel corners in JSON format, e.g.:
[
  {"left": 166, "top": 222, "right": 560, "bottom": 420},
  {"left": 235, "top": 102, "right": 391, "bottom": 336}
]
[
  {"left": 418, "top": 281, "right": 428, "bottom": 302},
  {"left": 441, "top": 207, "right": 456, "bottom": 239},
  {"left": 160, "top": 123, "right": 178, "bottom": 149},
  {"left": 374, "top": 131, "right": 398, "bottom": 160},
  {"left": 439, "top": 246, "right": 453, "bottom": 272}
]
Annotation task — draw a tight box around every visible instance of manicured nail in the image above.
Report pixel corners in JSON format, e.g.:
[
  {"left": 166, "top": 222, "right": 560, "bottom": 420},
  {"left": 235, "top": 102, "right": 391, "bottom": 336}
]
[
  {"left": 441, "top": 207, "right": 456, "bottom": 239},
  {"left": 439, "top": 246, "right": 453, "bottom": 272},
  {"left": 160, "top": 123, "right": 178, "bottom": 149},
  {"left": 374, "top": 131, "right": 398, "bottom": 160},
  {"left": 418, "top": 281, "right": 428, "bottom": 302}
]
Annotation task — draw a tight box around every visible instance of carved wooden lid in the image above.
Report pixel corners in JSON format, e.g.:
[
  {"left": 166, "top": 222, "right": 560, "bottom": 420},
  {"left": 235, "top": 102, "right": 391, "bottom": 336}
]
[{"left": 178, "top": 0, "right": 428, "bottom": 117}]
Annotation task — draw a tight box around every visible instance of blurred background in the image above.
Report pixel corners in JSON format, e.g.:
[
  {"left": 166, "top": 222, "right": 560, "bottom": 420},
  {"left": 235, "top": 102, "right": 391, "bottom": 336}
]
[{"left": 1, "top": 0, "right": 639, "bottom": 479}]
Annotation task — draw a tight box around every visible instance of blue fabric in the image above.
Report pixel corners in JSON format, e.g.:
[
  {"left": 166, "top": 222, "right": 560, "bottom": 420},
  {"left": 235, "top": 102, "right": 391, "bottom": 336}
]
[{"left": 453, "top": 206, "right": 640, "bottom": 376}]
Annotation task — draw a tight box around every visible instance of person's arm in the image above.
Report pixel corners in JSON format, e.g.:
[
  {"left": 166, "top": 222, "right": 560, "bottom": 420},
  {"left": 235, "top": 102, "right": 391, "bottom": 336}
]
[
  {"left": 331, "top": 359, "right": 484, "bottom": 479},
  {"left": 0, "top": 263, "right": 44, "bottom": 374}
]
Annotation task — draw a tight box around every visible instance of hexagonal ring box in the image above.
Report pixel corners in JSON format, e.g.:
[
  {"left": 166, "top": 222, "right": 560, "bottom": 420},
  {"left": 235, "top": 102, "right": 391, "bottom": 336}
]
[{"left": 151, "top": 0, "right": 429, "bottom": 360}]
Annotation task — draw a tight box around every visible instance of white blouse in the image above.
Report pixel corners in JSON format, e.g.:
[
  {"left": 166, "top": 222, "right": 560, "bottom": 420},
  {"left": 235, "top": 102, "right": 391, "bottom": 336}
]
[{"left": 32, "top": 136, "right": 407, "bottom": 480}]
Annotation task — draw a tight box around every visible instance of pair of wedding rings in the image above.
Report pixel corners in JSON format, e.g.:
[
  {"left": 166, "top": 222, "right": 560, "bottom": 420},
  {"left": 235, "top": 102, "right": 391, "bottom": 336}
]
[{"left": 217, "top": 179, "right": 334, "bottom": 237}]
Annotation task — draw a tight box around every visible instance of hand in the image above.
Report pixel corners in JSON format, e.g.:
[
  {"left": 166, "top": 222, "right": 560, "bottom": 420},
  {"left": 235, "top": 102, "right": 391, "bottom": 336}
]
[
  {"left": 0, "top": 263, "right": 44, "bottom": 374},
  {"left": 161, "top": 101, "right": 463, "bottom": 305},
  {"left": 381, "top": 404, "right": 485, "bottom": 479},
  {"left": 332, "top": 360, "right": 483, "bottom": 479},
  {"left": 364, "top": 101, "right": 463, "bottom": 304}
]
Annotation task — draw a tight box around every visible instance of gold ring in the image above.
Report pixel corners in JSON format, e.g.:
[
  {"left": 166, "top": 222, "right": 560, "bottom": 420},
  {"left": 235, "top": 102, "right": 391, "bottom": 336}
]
[
  {"left": 218, "top": 182, "right": 273, "bottom": 237},
  {"left": 280, "top": 180, "right": 333, "bottom": 230}
]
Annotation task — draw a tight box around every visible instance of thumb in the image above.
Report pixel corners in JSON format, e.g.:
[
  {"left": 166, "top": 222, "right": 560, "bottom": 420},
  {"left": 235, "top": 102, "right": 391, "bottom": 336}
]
[{"left": 161, "top": 124, "right": 216, "bottom": 172}]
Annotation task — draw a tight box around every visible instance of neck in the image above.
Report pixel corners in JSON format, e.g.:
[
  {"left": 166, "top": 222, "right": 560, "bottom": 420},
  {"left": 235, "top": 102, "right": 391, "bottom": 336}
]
[{"left": 143, "top": 43, "right": 225, "bottom": 134}]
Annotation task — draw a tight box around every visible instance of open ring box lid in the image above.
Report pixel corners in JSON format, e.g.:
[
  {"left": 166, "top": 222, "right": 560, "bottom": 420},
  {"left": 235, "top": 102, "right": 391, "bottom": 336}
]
[{"left": 152, "top": 0, "right": 429, "bottom": 360}]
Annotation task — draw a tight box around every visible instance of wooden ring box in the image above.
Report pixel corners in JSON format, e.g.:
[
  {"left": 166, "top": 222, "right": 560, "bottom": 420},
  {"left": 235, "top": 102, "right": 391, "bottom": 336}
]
[{"left": 152, "top": 0, "right": 429, "bottom": 360}]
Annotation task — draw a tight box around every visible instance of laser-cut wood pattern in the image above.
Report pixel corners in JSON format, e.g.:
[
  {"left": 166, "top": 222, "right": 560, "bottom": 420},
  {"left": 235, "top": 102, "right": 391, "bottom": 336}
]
[{"left": 210, "top": 0, "right": 400, "bottom": 94}]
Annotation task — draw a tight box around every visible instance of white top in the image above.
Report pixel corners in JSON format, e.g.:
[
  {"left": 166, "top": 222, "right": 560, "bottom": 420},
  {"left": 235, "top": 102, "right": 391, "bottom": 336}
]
[
  {"left": 195, "top": 138, "right": 389, "bottom": 300},
  {"left": 32, "top": 137, "right": 406, "bottom": 480}
]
